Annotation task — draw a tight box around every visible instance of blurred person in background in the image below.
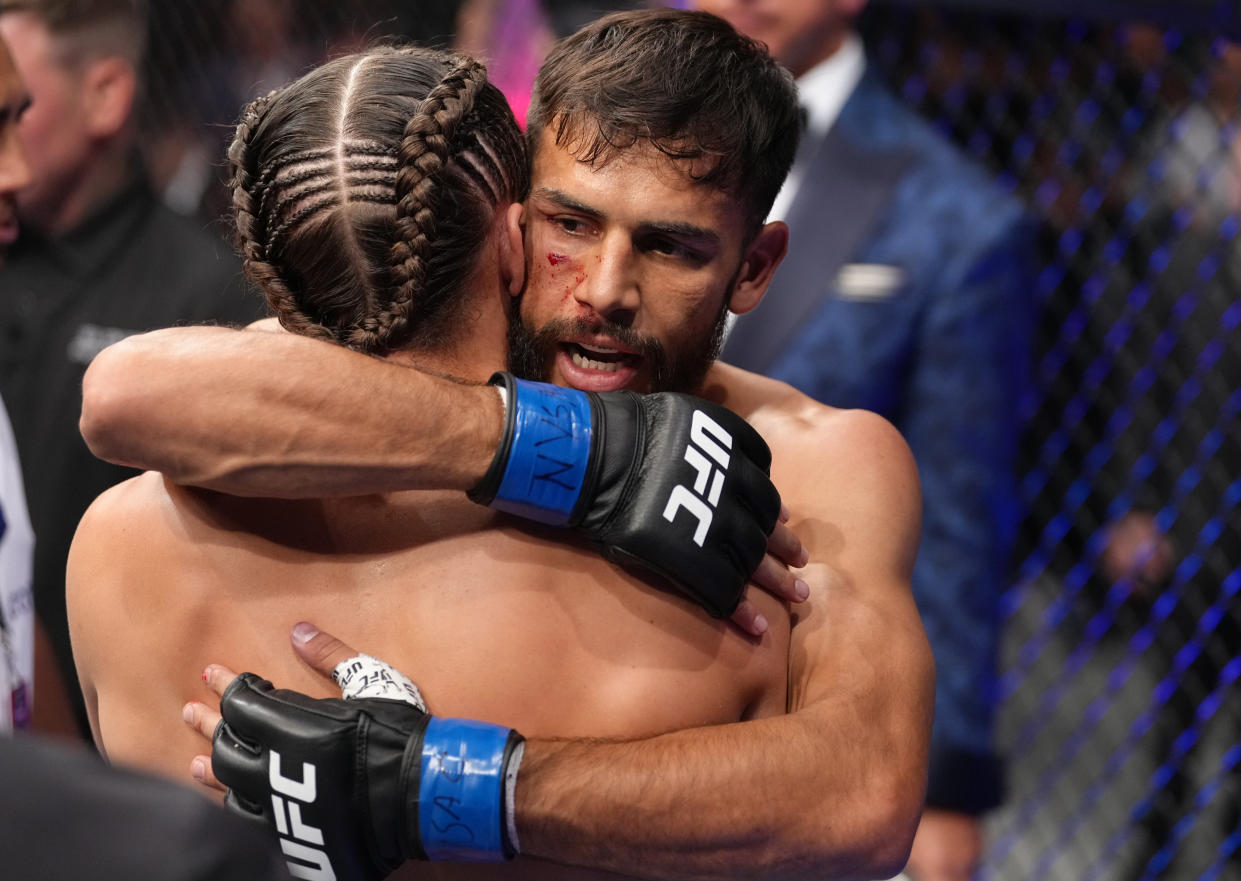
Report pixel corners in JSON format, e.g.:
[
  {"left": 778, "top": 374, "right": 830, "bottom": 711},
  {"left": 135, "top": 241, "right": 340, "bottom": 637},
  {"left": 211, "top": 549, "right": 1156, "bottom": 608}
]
[
  {"left": 0, "top": 0, "right": 261, "bottom": 743},
  {"left": 0, "top": 23, "right": 34, "bottom": 737},
  {"left": 697, "top": 2, "right": 1037, "bottom": 879},
  {"left": 1095, "top": 32, "right": 1241, "bottom": 879},
  {"left": 0, "top": 32, "right": 286, "bottom": 880}
]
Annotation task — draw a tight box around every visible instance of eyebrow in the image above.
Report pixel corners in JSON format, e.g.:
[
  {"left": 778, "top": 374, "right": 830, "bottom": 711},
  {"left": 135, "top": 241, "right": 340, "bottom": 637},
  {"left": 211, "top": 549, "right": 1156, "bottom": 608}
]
[
  {"left": 532, "top": 186, "right": 721, "bottom": 247},
  {"left": 532, "top": 186, "right": 604, "bottom": 220}
]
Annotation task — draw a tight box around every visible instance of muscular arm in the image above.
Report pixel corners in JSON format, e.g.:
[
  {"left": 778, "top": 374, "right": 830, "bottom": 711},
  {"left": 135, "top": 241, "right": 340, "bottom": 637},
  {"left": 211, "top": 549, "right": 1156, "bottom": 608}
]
[
  {"left": 515, "top": 410, "right": 933, "bottom": 880},
  {"left": 80, "top": 326, "right": 503, "bottom": 498},
  {"left": 186, "top": 408, "right": 931, "bottom": 880},
  {"left": 81, "top": 325, "right": 808, "bottom": 628}
]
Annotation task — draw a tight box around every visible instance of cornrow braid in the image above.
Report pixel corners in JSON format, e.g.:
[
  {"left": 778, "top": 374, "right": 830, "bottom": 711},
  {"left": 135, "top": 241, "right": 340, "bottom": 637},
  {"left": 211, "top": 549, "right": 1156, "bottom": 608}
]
[
  {"left": 227, "top": 87, "right": 338, "bottom": 345},
  {"left": 226, "top": 45, "right": 527, "bottom": 355},
  {"left": 365, "top": 56, "right": 489, "bottom": 353}
]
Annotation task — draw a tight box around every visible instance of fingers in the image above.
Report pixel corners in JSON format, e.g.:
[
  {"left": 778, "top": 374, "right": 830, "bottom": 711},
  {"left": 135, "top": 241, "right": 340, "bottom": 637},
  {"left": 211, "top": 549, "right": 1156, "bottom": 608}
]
[
  {"left": 750, "top": 551, "right": 810, "bottom": 605},
  {"left": 183, "top": 698, "right": 223, "bottom": 740},
  {"left": 200, "top": 664, "right": 240, "bottom": 699},
  {"left": 189, "top": 753, "right": 227, "bottom": 793},
  {"left": 767, "top": 516, "right": 810, "bottom": 570},
  {"left": 290, "top": 621, "right": 360, "bottom": 678},
  {"left": 729, "top": 596, "right": 769, "bottom": 637},
  {"left": 181, "top": 700, "right": 227, "bottom": 793}
]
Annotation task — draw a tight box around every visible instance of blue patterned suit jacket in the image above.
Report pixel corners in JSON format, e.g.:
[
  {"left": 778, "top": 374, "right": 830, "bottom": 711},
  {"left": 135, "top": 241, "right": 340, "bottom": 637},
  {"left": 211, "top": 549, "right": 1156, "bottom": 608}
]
[{"left": 725, "top": 68, "right": 1036, "bottom": 814}]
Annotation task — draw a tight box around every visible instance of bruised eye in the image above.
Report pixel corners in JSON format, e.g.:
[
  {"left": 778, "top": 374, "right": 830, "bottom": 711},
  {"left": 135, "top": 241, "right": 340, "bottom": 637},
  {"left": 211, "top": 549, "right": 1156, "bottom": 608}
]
[{"left": 640, "top": 234, "right": 705, "bottom": 265}]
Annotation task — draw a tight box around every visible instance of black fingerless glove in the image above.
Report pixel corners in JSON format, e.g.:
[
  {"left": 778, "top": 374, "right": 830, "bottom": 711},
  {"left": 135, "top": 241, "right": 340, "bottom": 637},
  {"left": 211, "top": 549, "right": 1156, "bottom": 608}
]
[
  {"left": 212, "top": 673, "right": 524, "bottom": 881},
  {"left": 468, "top": 372, "right": 781, "bottom": 618}
]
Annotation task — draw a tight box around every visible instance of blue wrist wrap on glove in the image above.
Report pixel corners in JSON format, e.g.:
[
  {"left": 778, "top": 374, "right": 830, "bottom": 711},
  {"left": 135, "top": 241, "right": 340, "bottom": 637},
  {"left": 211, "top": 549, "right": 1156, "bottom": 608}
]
[
  {"left": 418, "top": 717, "right": 515, "bottom": 862},
  {"left": 491, "top": 377, "right": 594, "bottom": 525}
]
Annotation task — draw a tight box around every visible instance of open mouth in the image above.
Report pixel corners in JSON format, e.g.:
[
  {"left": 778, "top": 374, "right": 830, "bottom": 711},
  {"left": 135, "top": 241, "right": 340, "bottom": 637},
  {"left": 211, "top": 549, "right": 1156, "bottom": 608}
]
[
  {"left": 557, "top": 340, "right": 642, "bottom": 392},
  {"left": 567, "top": 342, "right": 633, "bottom": 373}
]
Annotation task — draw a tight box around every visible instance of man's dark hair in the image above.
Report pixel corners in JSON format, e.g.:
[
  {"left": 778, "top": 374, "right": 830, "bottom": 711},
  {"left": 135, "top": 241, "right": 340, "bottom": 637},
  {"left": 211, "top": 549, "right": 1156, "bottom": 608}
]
[
  {"left": 527, "top": 8, "right": 800, "bottom": 237},
  {"left": 228, "top": 45, "right": 529, "bottom": 354},
  {"left": 0, "top": 0, "right": 148, "bottom": 67}
]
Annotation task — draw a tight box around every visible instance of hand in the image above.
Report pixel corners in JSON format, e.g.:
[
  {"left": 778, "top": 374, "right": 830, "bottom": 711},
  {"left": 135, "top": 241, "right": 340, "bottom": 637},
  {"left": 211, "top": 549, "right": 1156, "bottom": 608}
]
[
  {"left": 903, "top": 809, "right": 982, "bottom": 881},
  {"left": 729, "top": 505, "right": 810, "bottom": 635},
  {"left": 182, "top": 625, "right": 523, "bottom": 878},
  {"left": 470, "top": 373, "right": 801, "bottom": 624}
]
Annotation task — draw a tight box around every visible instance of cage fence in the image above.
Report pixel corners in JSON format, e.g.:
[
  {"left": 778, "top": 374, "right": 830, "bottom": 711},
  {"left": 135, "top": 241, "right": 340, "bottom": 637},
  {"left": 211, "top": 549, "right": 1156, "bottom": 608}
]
[
  {"left": 132, "top": 2, "right": 1239, "bottom": 879},
  {"left": 860, "top": 3, "right": 1241, "bottom": 880}
]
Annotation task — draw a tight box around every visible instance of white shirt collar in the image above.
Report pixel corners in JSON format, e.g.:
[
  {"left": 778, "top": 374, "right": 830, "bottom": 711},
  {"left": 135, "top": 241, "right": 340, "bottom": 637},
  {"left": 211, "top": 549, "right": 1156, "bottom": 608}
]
[
  {"left": 797, "top": 33, "right": 866, "bottom": 141},
  {"left": 766, "top": 35, "right": 865, "bottom": 224}
]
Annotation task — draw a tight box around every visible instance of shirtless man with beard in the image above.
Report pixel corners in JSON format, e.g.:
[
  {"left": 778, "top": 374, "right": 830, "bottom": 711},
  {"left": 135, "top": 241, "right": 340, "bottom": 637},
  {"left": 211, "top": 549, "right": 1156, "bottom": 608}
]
[{"left": 74, "top": 11, "right": 933, "bottom": 881}]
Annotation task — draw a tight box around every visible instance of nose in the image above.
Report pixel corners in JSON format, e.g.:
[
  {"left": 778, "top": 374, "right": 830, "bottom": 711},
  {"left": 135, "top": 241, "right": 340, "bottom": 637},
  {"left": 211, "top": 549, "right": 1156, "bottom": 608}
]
[
  {"left": 0, "top": 126, "right": 32, "bottom": 198},
  {"left": 573, "top": 231, "right": 640, "bottom": 326}
]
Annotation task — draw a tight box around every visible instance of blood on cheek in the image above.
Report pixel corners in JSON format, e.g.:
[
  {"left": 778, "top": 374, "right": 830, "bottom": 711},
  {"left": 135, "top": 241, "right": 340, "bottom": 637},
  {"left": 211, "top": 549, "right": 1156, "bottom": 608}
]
[{"left": 545, "top": 253, "right": 587, "bottom": 300}]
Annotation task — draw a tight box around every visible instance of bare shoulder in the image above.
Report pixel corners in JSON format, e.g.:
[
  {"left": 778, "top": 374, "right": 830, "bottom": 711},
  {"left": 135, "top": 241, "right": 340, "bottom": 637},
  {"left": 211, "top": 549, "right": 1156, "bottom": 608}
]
[
  {"left": 72, "top": 471, "right": 177, "bottom": 548},
  {"left": 709, "top": 363, "right": 918, "bottom": 501},
  {"left": 67, "top": 471, "right": 189, "bottom": 614}
]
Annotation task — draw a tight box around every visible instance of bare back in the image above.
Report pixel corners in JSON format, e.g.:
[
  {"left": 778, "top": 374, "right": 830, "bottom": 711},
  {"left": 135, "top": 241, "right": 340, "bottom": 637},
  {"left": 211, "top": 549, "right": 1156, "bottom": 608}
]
[{"left": 68, "top": 453, "right": 791, "bottom": 880}]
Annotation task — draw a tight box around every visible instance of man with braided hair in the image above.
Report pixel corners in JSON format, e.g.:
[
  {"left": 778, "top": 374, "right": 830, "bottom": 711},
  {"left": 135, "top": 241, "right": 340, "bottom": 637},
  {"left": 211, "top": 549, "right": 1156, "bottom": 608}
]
[{"left": 76, "top": 10, "right": 934, "bottom": 880}]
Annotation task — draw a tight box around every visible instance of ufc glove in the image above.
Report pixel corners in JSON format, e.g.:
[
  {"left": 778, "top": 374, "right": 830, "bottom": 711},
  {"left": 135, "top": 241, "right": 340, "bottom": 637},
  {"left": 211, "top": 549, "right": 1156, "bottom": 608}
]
[
  {"left": 212, "top": 671, "right": 524, "bottom": 880},
  {"left": 468, "top": 372, "right": 780, "bottom": 618}
]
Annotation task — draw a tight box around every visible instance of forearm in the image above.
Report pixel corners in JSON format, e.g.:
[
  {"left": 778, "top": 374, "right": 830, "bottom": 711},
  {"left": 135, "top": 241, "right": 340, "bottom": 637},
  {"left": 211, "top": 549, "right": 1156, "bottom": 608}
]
[
  {"left": 80, "top": 327, "right": 502, "bottom": 497},
  {"left": 517, "top": 713, "right": 924, "bottom": 881}
]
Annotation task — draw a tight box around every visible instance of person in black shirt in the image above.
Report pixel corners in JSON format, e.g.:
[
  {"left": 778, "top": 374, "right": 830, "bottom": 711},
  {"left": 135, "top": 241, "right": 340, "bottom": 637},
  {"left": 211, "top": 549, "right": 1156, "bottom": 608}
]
[{"left": 0, "top": 0, "right": 262, "bottom": 739}]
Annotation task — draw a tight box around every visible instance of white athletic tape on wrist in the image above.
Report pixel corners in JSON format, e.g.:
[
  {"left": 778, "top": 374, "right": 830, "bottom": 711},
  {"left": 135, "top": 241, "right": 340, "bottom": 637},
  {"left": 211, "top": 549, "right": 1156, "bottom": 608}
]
[
  {"left": 505, "top": 740, "right": 525, "bottom": 855},
  {"left": 331, "top": 653, "right": 427, "bottom": 712}
]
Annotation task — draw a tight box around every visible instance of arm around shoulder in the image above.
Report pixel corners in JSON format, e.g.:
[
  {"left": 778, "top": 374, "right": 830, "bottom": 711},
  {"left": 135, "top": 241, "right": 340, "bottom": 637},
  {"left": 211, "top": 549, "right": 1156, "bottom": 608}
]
[
  {"left": 80, "top": 326, "right": 502, "bottom": 497},
  {"left": 515, "top": 407, "right": 935, "bottom": 881}
]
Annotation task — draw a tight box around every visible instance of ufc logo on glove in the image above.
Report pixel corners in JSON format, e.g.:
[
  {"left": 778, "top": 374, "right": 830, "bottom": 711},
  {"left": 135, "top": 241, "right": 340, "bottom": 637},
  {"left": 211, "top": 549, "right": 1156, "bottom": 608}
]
[
  {"left": 269, "top": 751, "right": 337, "bottom": 881},
  {"left": 662, "top": 410, "right": 733, "bottom": 546},
  {"left": 469, "top": 373, "right": 779, "bottom": 619}
]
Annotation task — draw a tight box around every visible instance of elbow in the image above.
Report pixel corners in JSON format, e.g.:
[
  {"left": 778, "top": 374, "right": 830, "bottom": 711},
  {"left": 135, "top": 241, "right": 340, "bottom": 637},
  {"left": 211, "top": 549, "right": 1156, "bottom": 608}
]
[
  {"left": 784, "top": 767, "right": 924, "bottom": 881},
  {"left": 868, "top": 779, "right": 928, "bottom": 881},
  {"left": 854, "top": 771, "right": 924, "bottom": 879},
  {"left": 79, "top": 336, "right": 151, "bottom": 466}
]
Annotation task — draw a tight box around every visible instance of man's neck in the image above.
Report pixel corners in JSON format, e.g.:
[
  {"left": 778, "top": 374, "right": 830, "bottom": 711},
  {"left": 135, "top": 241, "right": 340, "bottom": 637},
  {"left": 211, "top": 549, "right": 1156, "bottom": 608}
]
[{"left": 383, "top": 294, "right": 511, "bottom": 386}]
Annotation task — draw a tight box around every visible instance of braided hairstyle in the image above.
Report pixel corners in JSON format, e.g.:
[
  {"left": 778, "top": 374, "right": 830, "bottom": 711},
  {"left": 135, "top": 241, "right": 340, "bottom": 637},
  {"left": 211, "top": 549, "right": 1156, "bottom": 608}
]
[{"left": 228, "top": 46, "right": 529, "bottom": 354}]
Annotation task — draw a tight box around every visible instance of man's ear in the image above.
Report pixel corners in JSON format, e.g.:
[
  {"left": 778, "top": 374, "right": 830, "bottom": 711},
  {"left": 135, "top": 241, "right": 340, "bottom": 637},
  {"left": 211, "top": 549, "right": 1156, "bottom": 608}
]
[
  {"left": 500, "top": 202, "right": 526, "bottom": 297},
  {"left": 729, "top": 220, "right": 789, "bottom": 315},
  {"left": 82, "top": 56, "right": 136, "bottom": 140}
]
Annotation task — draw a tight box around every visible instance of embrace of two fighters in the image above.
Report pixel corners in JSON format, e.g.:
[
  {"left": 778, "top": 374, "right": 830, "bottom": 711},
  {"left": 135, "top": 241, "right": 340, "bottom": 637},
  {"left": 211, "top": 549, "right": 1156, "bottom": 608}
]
[{"left": 72, "top": 10, "right": 934, "bottom": 881}]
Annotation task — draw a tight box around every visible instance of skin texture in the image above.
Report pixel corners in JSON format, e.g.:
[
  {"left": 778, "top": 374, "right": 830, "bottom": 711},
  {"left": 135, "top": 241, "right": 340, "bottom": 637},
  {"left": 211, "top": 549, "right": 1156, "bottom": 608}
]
[{"left": 73, "top": 108, "right": 933, "bottom": 879}]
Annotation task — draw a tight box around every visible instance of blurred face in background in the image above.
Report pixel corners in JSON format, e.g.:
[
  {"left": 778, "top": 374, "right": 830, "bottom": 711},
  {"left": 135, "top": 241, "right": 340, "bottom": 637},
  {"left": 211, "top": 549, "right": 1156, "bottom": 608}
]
[
  {"left": 0, "top": 36, "right": 32, "bottom": 260},
  {"left": 694, "top": 0, "right": 867, "bottom": 77},
  {"left": 0, "top": 12, "right": 90, "bottom": 233}
]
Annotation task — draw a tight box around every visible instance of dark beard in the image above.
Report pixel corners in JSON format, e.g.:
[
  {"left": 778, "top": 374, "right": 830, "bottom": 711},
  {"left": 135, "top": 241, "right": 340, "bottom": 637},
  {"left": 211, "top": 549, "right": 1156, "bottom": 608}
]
[{"left": 505, "top": 301, "right": 730, "bottom": 394}]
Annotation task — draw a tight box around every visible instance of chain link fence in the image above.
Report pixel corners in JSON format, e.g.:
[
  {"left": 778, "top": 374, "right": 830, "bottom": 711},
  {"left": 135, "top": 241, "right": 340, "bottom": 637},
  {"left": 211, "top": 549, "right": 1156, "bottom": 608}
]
[
  {"left": 859, "top": 4, "right": 1241, "bottom": 879},
  {"left": 129, "top": 2, "right": 1238, "bottom": 879}
]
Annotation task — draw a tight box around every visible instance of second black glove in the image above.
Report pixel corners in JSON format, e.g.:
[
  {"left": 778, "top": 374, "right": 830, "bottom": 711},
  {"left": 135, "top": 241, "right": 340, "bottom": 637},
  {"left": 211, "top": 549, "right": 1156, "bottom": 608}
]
[{"left": 212, "top": 672, "right": 524, "bottom": 881}]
